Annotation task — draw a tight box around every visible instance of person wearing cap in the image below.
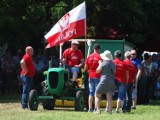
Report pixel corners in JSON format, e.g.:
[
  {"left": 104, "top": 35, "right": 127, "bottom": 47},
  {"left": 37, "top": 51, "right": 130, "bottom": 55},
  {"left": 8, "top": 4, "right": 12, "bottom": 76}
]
[
  {"left": 122, "top": 51, "right": 137, "bottom": 112},
  {"left": 62, "top": 40, "right": 84, "bottom": 83},
  {"left": 130, "top": 49, "right": 142, "bottom": 109},
  {"left": 113, "top": 50, "right": 128, "bottom": 113},
  {"left": 84, "top": 44, "right": 102, "bottom": 112},
  {"left": 94, "top": 50, "right": 116, "bottom": 114}
]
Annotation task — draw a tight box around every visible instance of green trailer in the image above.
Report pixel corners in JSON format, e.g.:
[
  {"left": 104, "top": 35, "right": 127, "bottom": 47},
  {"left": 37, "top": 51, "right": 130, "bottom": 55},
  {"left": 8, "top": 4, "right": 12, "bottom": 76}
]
[{"left": 83, "top": 39, "right": 135, "bottom": 59}]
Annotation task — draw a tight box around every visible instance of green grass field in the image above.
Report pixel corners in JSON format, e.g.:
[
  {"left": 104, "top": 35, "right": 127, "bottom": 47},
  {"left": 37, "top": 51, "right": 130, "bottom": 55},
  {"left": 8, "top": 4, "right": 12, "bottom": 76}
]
[{"left": 0, "top": 93, "right": 160, "bottom": 120}]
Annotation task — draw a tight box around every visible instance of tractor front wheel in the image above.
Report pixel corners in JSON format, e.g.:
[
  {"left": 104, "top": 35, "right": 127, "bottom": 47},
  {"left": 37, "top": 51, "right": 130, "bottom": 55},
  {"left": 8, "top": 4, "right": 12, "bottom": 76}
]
[{"left": 29, "top": 90, "right": 39, "bottom": 111}]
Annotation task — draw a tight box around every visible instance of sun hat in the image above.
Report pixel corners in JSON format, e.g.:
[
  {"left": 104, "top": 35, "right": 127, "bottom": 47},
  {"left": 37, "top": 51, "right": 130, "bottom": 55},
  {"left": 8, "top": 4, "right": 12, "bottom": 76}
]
[
  {"left": 71, "top": 40, "right": 79, "bottom": 44},
  {"left": 100, "top": 50, "right": 113, "bottom": 60}
]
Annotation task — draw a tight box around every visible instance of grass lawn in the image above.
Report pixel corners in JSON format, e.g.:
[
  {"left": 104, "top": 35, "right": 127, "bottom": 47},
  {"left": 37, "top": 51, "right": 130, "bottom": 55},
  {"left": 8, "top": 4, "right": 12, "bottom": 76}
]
[{"left": 0, "top": 93, "right": 160, "bottom": 120}]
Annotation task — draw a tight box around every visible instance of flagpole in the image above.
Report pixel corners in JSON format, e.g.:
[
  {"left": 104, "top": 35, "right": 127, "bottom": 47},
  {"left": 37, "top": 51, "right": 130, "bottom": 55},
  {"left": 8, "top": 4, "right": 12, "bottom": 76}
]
[
  {"left": 84, "top": 1, "right": 91, "bottom": 58},
  {"left": 84, "top": 1, "right": 87, "bottom": 38},
  {"left": 59, "top": 43, "right": 64, "bottom": 63},
  {"left": 84, "top": 1, "right": 88, "bottom": 59}
]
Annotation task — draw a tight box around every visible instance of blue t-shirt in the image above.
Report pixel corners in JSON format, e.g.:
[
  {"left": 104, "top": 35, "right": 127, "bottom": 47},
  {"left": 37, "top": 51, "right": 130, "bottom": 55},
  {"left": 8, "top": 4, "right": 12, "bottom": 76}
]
[{"left": 131, "top": 58, "right": 142, "bottom": 69}]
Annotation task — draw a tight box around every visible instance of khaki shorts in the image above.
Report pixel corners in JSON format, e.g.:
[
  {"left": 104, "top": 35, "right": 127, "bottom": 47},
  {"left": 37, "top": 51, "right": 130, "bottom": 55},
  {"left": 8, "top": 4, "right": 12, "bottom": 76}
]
[{"left": 132, "top": 88, "right": 137, "bottom": 99}]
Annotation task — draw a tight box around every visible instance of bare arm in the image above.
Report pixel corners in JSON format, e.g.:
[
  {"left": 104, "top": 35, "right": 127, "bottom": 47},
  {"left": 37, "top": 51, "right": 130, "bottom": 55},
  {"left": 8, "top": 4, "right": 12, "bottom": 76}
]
[
  {"left": 96, "top": 60, "right": 103, "bottom": 74},
  {"left": 75, "top": 58, "right": 85, "bottom": 68},
  {"left": 84, "top": 64, "right": 88, "bottom": 71},
  {"left": 62, "top": 58, "right": 67, "bottom": 66},
  {"left": 79, "top": 58, "right": 85, "bottom": 67},
  {"left": 20, "top": 59, "right": 28, "bottom": 75},
  {"left": 136, "top": 68, "right": 142, "bottom": 80},
  {"left": 96, "top": 64, "right": 102, "bottom": 74},
  {"left": 134, "top": 74, "right": 137, "bottom": 88},
  {"left": 135, "top": 67, "right": 142, "bottom": 88}
]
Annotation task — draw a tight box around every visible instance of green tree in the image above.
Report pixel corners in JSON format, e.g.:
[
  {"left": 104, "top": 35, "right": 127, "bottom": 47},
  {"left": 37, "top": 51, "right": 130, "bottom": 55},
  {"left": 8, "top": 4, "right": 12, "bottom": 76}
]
[{"left": 0, "top": 0, "right": 160, "bottom": 51}]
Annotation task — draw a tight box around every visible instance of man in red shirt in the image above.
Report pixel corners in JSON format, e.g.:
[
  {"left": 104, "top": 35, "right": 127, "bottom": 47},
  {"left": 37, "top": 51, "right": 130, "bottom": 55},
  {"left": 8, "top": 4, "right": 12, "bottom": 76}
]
[
  {"left": 123, "top": 51, "right": 137, "bottom": 112},
  {"left": 113, "top": 50, "right": 128, "bottom": 113},
  {"left": 20, "top": 46, "right": 35, "bottom": 109},
  {"left": 84, "top": 44, "right": 102, "bottom": 112},
  {"left": 63, "top": 40, "right": 84, "bottom": 82}
]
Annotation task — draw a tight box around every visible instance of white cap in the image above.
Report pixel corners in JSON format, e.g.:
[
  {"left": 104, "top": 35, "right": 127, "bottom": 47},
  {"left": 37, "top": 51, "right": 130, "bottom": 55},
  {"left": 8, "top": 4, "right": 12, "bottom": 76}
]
[{"left": 71, "top": 40, "right": 79, "bottom": 44}]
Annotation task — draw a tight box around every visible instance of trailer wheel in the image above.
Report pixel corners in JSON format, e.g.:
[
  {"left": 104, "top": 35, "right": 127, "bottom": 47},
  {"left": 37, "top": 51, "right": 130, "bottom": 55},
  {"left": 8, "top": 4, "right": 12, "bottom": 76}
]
[
  {"left": 29, "top": 90, "right": 39, "bottom": 111},
  {"left": 75, "top": 90, "right": 84, "bottom": 111}
]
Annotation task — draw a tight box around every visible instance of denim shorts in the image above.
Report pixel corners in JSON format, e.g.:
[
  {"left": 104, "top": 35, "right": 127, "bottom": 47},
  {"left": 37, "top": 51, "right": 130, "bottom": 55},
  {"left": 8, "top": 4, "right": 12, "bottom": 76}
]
[
  {"left": 118, "top": 83, "right": 126, "bottom": 100},
  {"left": 70, "top": 67, "right": 80, "bottom": 73},
  {"left": 89, "top": 78, "right": 100, "bottom": 96}
]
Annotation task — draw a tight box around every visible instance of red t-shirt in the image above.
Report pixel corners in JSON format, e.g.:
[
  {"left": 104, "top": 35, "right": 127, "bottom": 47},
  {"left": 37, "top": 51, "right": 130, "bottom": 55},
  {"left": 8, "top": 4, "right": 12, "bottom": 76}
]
[
  {"left": 124, "top": 59, "right": 137, "bottom": 83},
  {"left": 85, "top": 53, "right": 102, "bottom": 78},
  {"left": 113, "top": 58, "right": 127, "bottom": 83},
  {"left": 63, "top": 48, "right": 84, "bottom": 67},
  {"left": 21, "top": 53, "right": 35, "bottom": 78}
]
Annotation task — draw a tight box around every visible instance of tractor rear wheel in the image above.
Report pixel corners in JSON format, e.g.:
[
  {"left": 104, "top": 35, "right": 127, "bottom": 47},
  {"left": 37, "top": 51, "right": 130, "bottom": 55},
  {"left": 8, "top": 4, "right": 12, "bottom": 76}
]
[
  {"left": 29, "top": 90, "right": 39, "bottom": 111},
  {"left": 75, "top": 90, "right": 84, "bottom": 111},
  {"left": 42, "top": 99, "right": 55, "bottom": 110}
]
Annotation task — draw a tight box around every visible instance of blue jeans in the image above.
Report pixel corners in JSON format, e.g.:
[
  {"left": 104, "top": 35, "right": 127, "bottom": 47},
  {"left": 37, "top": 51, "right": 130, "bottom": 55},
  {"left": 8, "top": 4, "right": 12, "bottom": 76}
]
[
  {"left": 20, "top": 75, "right": 33, "bottom": 108},
  {"left": 122, "top": 83, "right": 133, "bottom": 111},
  {"left": 89, "top": 78, "right": 100, "bottom": 96}
]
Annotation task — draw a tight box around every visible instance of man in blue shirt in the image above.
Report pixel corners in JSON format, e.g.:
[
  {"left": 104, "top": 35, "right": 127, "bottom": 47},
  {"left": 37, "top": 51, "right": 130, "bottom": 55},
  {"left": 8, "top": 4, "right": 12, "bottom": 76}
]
[{"left": 131, "top": 49, "right": 142, "bottom": 109}]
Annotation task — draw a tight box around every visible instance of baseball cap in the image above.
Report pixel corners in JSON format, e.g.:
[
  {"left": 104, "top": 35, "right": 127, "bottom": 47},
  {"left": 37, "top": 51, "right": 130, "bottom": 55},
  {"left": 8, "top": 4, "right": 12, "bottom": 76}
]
[
  {"left": 71, "top": 40, "right": 79, "bottom": 45},
  {"left": 93, "top": 44, "right": 100, "bottom": 50}
]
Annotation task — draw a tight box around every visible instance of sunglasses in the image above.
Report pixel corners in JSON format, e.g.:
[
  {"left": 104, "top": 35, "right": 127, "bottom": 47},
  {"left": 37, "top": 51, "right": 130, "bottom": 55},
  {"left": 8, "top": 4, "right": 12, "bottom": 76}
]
[{"left": 132, "top": 54, "right": 137, "bottom": 55}]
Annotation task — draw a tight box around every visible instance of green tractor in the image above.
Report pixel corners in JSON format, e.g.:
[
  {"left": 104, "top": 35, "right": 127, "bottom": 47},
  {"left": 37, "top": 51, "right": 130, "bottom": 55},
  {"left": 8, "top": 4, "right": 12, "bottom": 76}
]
[{"left": 28, "top": 67, "right": 88, "bottom": 111}]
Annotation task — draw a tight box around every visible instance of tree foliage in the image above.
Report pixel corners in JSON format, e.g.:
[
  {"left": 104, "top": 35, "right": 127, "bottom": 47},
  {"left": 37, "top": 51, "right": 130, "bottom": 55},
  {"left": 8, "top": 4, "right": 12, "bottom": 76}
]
[{"left": 0, "top": 0, "right": 160, "bottom": 51}]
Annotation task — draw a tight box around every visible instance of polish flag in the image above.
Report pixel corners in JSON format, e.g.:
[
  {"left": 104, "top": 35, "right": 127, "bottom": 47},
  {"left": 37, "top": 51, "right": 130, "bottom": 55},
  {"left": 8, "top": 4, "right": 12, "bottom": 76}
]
[{"left": 45, "top": 1, "right": 86, "bottom": 48}]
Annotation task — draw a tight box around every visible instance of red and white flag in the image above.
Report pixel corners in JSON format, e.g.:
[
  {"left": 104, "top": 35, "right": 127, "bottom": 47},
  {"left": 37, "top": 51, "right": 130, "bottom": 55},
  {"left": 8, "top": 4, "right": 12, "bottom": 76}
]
[{"left": 45, "top": 1, "right": 86, "bottom": 48}]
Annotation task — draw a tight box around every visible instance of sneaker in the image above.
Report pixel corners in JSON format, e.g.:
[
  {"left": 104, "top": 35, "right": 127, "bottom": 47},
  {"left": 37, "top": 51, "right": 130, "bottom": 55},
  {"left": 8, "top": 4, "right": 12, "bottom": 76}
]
[
  {"left": 94, "top": 110, "right": 101, "bottom": 114},
  {"left": 88, "top": 108, "right": 93, "bottom": 112},
  {"left": 131, "top": 106, "right": 136, "bottom": 109},
  {"left": 105, "top": 109, "right": 112, "bottom": 114},
  {"left": 115, "top": 110, "right": 119, "bottom": 113},
  {"left": 93, "top": 108, "right": 97, "bottom": 112},
  {"left": 127, "top": 110, "right": 131, "bottom": 112},
  {"left": 104, "top": 108, "right": 109, "bottom": 112},
  {"left": 123, "top": 110, "right": 127, "bottom": 113}
]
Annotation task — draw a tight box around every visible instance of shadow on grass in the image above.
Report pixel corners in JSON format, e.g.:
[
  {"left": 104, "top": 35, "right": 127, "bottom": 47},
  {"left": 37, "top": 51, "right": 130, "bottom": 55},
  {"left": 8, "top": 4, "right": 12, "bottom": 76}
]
[
  {"left": 137, "top": 99, "right": 160, "bottom": 106},
  {"left": 149, "top": 99, "right": 160, "bottom": 106},
  {"left": 53, "top": 107, "right": 87, "bottom": 112},
  {"left": 0, "top": 93, "right": 88, "bottom": 112},
  {"left": 0, "top": 93, "right": 21, "bottom": 103}
]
